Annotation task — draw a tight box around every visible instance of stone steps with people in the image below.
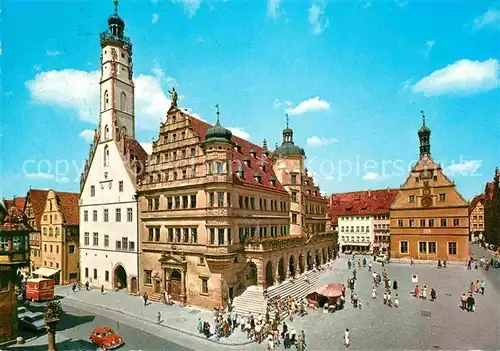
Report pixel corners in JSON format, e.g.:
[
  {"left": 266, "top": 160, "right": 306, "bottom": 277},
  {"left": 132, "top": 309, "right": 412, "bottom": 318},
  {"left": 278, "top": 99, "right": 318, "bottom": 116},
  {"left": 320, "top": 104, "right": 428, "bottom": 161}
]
[{"left": 147, "top": 292, "right": 163, "bottom": 303}]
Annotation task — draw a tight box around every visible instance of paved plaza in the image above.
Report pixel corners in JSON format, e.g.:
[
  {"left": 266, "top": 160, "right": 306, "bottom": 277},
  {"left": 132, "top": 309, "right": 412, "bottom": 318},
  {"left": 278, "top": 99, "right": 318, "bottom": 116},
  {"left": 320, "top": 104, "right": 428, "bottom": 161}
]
[{"left": 52, "top": 246, "right": 500, "bottom": 351}]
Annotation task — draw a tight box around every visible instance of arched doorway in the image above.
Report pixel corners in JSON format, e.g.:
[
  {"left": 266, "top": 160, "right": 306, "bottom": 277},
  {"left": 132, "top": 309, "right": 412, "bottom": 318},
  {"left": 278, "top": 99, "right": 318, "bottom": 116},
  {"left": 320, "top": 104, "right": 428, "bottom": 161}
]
[
  {"left": 130, "top": 277, "right": 138, "bottom": 294},
  {"left": 169, "top": 270, "right": 182, "bottom": 301},
  {"left": 298, "top": 254, "right": 305, "bottom": 273},
  {"left": 289, "top": 256, "right": 295, "bottom": 278},
  {"left": 278, "top": 258, "right": 286, "bottom": 283},
  {"left": 246, "top": 262, "right": 258, "bottom": 287},
  {"left": 114, "top": 265, "right": 127, "bottom": 290},
  {"left": 327, "top": 247, "right": 332, "bottom": 261},
  {"left": 323, "top": 248, "right": 327, "bottom": 264},
  {"left": 265, "top": 261, "right": 274, "bottom": 288},
  {"left": 315, "top": 251, "right": 321, "bottom": 268},
  {"left": 306, "top": 251, "right": 313, "bottom": 270}
]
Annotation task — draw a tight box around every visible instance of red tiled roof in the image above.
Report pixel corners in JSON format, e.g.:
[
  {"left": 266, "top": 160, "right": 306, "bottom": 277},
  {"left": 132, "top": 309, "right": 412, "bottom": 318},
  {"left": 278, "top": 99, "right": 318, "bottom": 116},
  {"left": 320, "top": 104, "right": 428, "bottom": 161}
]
[
  {"left": 189, "top": 114, "right": 288, "bottom": 194},
  {"left": 0, "top": 206, "right": 31, "bottom": 232},
  {"left": 4, "top": 197, "right": 26, "bottom": 212},
  {"left": 124, "top": 137, "right": 148, "bottom": 184},
  {"left": 55, "top": 191, "right": 80, "bottom": 225},
  {"left": 26, "top": 189, "right": 49, "bottom": 230},
  {"left": 327, "top": 189, "right": 399, "bottom": 223},
  {"left": 469, "top": 194, "right": 484, "bottom": 215}
]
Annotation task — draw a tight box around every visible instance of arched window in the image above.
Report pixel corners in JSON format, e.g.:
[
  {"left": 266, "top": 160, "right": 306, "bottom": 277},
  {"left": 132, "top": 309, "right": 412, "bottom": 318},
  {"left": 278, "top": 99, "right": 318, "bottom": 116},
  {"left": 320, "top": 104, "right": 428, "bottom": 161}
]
[
  {"left": 49, "top": 228, "right": 53, "bottom": 236},
  {"left": 104, "top": 90, "right": 109, "bottom": 110},
  {"left": 120, "top": 92, "right": 127, "bottom": 112},
  {"left": 216, "top": 163, "right": 223, "bottom": 174},
  {"left": 55, "top": 227, "right": 60, "bottom": 236},
  {"left": 208, "top": 162, "right": 214, "bottom": 175},
  {"left": 104, "top": 145, "right": 110, "bottom": 167},
  {"left": 104, "top": 125, "right": 109, "bottom": 140},
  {"left": 43, "top": 228, "right": 47, "bottom": 236}
]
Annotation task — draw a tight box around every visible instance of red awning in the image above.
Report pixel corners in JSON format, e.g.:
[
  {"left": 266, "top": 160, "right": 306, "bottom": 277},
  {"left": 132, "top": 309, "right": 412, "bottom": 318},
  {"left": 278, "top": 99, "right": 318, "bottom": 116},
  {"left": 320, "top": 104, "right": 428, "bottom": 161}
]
[{"left": 314, "top": 283, "right": 345, "bottom": 298}]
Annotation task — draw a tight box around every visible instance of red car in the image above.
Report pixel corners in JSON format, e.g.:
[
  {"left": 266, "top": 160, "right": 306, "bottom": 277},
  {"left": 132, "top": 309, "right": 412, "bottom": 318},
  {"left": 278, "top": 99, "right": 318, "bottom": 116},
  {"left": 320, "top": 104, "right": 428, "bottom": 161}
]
[{"left": 89, "top": 326, "right": 124, "bottom": 350}]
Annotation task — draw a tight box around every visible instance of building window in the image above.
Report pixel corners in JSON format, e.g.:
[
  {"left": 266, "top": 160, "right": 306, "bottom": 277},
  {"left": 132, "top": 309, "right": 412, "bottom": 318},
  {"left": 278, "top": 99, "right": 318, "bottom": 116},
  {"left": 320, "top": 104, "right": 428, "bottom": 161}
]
[
  {"left": 116, "top": 208, "right": 121, "bottom": 222},
  {"left": 292, "top": 213, "right": 297, "bottom": 224},
  {"left": 201, "top": 278, "right": 208, "bottom": 294},
  {"left": 90, "top": 186, "right": 95, "bottom": 197},
  {"left": 239, "top": 196, "right": 243, "bottom": 208},
  {"left": 210, "top": 228, "right": 215, "bottom": 245},
  {"left": 105, "top": 271, "right": 109, "bottom": 282},
  {"left": 69, "top": 245, "right": 75, "bottom": 253},
  {"left": 148, "top": 228, "right": 154, "bottom": 241},
  {"left": 85, "top": 268, "right": 89, "bottom": 278},
  {"left": 116, "top": 241, "right": 121, "bottom": 250},
  {"left": 218, "top": 228, "right": 225, "bottom": 245},
  {"left": 409, "top": 219, "right": 415, "bottom": 227},
  {"left": 104, "top": 209, "right": 109, "bottom": 222},
  {"left": 155, "top": 228, "right": 160, "bottom": 241},
  {"left": 147, "top": 198, "right": 153, "bottom": 211},
  {"left": 154, "top": 198, "right": 159, "bottom": 210},
  {"left": 167, "top": 228, "right": 173, "bottom": 242},
  {"left": 175, "top": 196, "right": 180, "bottom": 209},
  {"left": 420, "top": 219, "right": 426, "bottom": 227},
  {"left": 292, "top": 191, "right": 298, "bottom": 202},
  {"left": 428, "top": 242, "right": 437, "bottom": 254},
  {"left": 182, "top": 169, "right": 187, "bottom": 179},
  {"left": 409, "top": 195, "right": 415, "bottom": 203},
  {"left": 291, "top": 174, "right": 297, "bottom": 185},
  {"left": 398, "top": 219, "right": 403, "bottom": 227},
  {"left": 93, "top": 269, "right": 97, "bottom": 280},
  {"left": 218, "top": 192, "right": 224, "bottom": 207},
  {"left": 182, "top": 149, "right": 187, "bottom": 158},
  {"left": 56, "top": 245, "right": 59, "bottom": 254},
  {"left": 190, "top": 195, "right": 196, "bottom": 208},
  {"left": 448, "top": 242, "right": 457, "bottom": 255},
  {"left": 93, "top": 210, "right": 97, "bottom": 222},
  {"left": 119, "top": 181, "right": 124, "bottom": 192},
  {"left": 167, "top": 197, "right": 173, "bottom": 210},
  {"left": 216, "top": 163, "right": 223, "bottom": 174},
  {"left": 182, "top": 196, "right": 189, "bottom": 209},
  {"left": 428, "top": 219, "right": 434, "bottom": 227},
  {"left": 104, "top": 145, "right": 109, "bottom": 167},
  {"left": 127, "top": 208, "right": 133, "bottom": 222},
  {"left": 122, "top": 237, "right": 128, "bottom": 250},
  {"left": 209, "top": 192, "right": 215, "bottom": 207},
  {"left": 439, "top": 193, "right": 446, "bottom": 202},
  {"left": 190, "top": 147, "right": 196, "bottom": 157},
  {"left": 175, "top": 228, "right": 181, "bottom": 242},
  {"left": 84, "top": 233, "right": 89, "bottom": 246},
  {"left": 419, "top": 242, "right": 427, "bottom": 254},
  {"left": 227, "top": 228, "right": 232, "bottom": 244},
  {"left": 191, "top": 228, "right": 198, "bottom": 243},
  {"left": 93, "top": 233, "right": 99, "bottom": 246},
  {"left": 453, "top": 218, "right": 459, "bottom": 226},
  {"left": 440, "top": 219, "right": 447, "bottom": 227},
  {"left": 129, "top": 241, "right": 135, "bottom": 251},
  {"left": 145, "top": 270, "right": 152, "bottom": 285}
]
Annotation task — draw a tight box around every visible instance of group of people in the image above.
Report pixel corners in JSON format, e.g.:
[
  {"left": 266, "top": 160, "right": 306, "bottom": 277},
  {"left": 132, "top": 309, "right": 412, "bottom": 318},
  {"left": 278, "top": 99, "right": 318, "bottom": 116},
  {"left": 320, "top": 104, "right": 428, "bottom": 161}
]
[
  {"left": 197, "top": 310, "right": 308, "bottom": 350},
  {"left": 459, "top": 279, "right": 487, "bottom": 312},
  {"left": 414, "top": 285, "right": 437, "bottom": 301}
]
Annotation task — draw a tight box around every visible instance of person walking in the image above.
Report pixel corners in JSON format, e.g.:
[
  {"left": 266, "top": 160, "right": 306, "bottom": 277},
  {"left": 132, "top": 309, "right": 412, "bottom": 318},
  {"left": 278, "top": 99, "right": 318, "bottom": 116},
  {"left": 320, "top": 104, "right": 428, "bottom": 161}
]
[
  {"left": 372, "top": 287, "right": 377, "bottom": 299},
  {"left": 392, "top": 279, "right": 398, "bottom": 291},
  {"left": 157, "top": 311, "right": 162, "bottom": 324},
  {"left": 101, "top": 285, "right": 105, "bottom": 295},
  {"left": 383, "top": 291, "right": 387, "bottom": 305},
  {"left": 143, "top": 292, "right": 149, "bottom": 306},
  {"left": 480, "top": 280, "right": 486, "bottom": 295},
  {"left": 301, "top": 330, "right": 307, "bottom": 347},
  {"left": 362, "top": 257, "right": 367, "bottom": 267},
  {"left": 394, "top": 294, "right": 399, "bottom": 308},
  {"left": 460, "top": 293, "right": 467, "bottom": 310},
  {"left": 344, "top": 328, "right": 350, "bottom": 349},
  {"left": 197, "top": 317, "right": 203, "bottom": 333},
  {"left": 475, "top": 280, "right": 480, "bottom": 293},
  {"left": 466, "top": 294, "right": 475, "bottom": 312},
  {"left": 368, "top": 262, "right": 372, "bottom": 272},
  {"left": 430, "top": 288, "right": 436, "bottom": 302}
]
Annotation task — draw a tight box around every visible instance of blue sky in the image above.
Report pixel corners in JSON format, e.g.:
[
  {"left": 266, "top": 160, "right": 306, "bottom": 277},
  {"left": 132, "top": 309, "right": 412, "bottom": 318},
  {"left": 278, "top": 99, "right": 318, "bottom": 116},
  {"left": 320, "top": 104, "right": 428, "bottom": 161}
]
[{"left": 1, "top": 0, "right": 499, "bottom": 201}]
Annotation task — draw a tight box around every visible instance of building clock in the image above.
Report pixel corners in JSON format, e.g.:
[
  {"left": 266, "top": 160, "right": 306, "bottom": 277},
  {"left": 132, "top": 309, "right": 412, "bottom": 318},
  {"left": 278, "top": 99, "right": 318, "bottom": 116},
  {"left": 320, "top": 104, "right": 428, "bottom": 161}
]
[{"left": 422, "top": 197, "right": 432, "bottom": 208}]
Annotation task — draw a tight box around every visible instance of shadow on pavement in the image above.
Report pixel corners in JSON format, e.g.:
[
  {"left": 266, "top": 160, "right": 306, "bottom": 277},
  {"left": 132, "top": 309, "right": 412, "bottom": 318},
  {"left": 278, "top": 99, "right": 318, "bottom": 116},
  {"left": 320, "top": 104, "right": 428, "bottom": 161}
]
[
  {"left": 12, "top": 339, "right": 96, "bottom": 351},
  {"left": 56, "top": 312, "right": 95, "bottom": 332}
]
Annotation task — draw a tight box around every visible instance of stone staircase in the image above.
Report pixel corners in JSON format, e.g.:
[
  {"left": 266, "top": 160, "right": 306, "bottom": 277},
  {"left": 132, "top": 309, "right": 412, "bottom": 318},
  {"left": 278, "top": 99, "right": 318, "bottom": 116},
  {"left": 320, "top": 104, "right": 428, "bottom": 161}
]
[
  {"left": 232, "top": 263, "right": 331, "bottom": 320},
  {"left": 148, "top": 292, "right": 163, "bottom": 302}
]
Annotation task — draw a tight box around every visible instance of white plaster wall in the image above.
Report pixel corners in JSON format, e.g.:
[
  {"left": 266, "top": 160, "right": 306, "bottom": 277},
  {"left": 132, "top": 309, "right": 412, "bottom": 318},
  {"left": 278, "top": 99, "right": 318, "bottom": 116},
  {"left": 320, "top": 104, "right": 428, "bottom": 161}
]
[
  {"left": 338, "top": 215, "right": 373, "bottom": 248},
  {"left": 80, "top": 140, "right": 139, "bottom": 289}
]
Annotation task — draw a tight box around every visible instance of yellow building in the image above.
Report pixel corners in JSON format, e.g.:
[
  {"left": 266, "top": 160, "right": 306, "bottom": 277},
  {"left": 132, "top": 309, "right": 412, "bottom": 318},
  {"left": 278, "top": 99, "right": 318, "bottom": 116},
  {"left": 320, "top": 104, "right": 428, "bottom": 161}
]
[
  {"left": 139, "top": 106, "right": 335, "bottom": 309},
  {"left": 390, "top": 113, "right": 469, "bottom": 262},
  {"left": 38, "top": 190, "right": 80, "bottom": 284}
]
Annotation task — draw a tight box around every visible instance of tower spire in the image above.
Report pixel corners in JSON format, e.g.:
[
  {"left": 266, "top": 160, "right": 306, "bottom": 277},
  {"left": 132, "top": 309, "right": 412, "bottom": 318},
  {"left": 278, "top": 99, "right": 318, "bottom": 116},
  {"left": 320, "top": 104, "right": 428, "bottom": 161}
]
[
  {"left": 215, "top": 104, "right": 220, "bottom": 124},
  {"left": 114, "top": 0, "right": 119, "bottom": 14},
  {"left": 421, "top": 110, "right": 426, "bottom": 126},
  {"left": 418, "top": 110, "right": 431, "bottom": 157},
  {"left": 286, "top": 113, "right": 289, "bottom": 129}
]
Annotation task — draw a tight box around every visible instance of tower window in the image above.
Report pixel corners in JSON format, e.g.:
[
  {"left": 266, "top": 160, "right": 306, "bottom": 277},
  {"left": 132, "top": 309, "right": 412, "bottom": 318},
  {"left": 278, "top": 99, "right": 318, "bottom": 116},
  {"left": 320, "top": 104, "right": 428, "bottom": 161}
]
[
  {"left": 120, "top": 92, "right": 127, "bottom": 112},
  {"left": 104, "top": 90, "right": 109, "bottom": 110},
  {"left": 104, "top": 125, "right": 109, "bottom": 140},
  {"left": 104, "top": 145, "right": 110, "bottom": 167}
]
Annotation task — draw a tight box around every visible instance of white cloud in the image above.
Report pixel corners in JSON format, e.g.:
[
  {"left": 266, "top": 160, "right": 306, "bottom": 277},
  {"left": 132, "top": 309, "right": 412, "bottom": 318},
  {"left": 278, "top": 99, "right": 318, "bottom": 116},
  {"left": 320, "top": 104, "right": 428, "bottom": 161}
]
[
  {"left": 140, "top": 142, "right": 153, "bottom": 155},
  {"left": 424, "top": 40, "right": 435, "bottom": 58},
  {"left": 25, "top": 172, "right": 55, "bottom": 180},
  {"left": 395, "top": 0, "right": 408, "bottom": 7},
  {"left": 227, "top": 127, "right": 250, "bottom": 140},
  {"left": 34, "top": 65, "right": 41, "bottom": 71},
  {"left": 152, "top": 13, "right": 160, "bottom": 24},
  {"left": 26, "top": 67, "right": 175, "bottom": 130},
  {"left": 362, "top": 172, "right": 379, "bottom": 181},
  {"left": 401, "top": 78, "right": 413, "bottom": 91},
  {"left": 286, "top": 96, "right": 331, "bottom": 115},
  {"left": 472, "top": 9, "right": 500, "bottom": 31},
  {"left": 79, "top": 129, "right": 95, "bottom": 143},
  {"left": 412, "top": 59, "right": 499, "bottom": 96},
  {"left": 46, "top": 50, "right": 61, "bottom": 56},
  {"left": 308, "top": 1, "right": 329, "bottom": 35},
  {"left": 306, "top": 136, "right": 338, "bottom": 146},
  {"left": 445, "top": 160, "right": 482, "bottom": 176},
  {"left": 273, "top": 98, "right": 293, "bottom": 109},
  {"left": 171, "top": 0, "right": 203, "bottom": 17},
  {"left": 268, "top": 0, "right": 281, "bottom": 19}
]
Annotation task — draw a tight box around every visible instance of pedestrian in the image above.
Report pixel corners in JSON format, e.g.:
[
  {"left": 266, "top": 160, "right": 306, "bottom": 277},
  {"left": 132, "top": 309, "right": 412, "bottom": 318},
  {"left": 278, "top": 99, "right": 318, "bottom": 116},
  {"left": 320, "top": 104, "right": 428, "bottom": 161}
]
[
  {"left": 368, "top": 262, "right": 372, "bottom": 272},
  {"left": 480, "top": 280, "right": 486, "bottom": 295},
  {"left": 383, "top": 291, "right": 387, "bottom": 305},
  {"left": 460, "top": 293, "right": 467, "bottom": 310},
  {"left": 392, "top": 279, "right": 398, "bottom": 290},
  {"left": 437, "top": 260, "right": 442, "bottom": 268},
  {"left": 410, "top": 258, "right": 414, "bottom": 265},
  {"left": 430, "top": 288, "right": 436, "bottom": 301},
  {"left": 422, "top": 286, "right": 428, "bottom": 300},
  {"left": 197, "top": 317, "right": 203, "bottom": 333},
  {"left": 232, "top": 313, "right": 237, "bottom": 331},
  {"left": 85, "top": 281, "right": 90, "bottom": 291},
  {"left": 284, "top": 332, "right": 290, "bottom": 349},
  {"left": 157, "top": 311, "right": 161, "bottom": 324},
  {"left": 353, "top": 269, "right": 357, "bottom": 280},
  {"left": 344, "top": 328, "right": 350, "bottom": 349},
  {"left": 466, "top": 294, "right": 475, "bottom": 312},
  {"left": 387, "top": 291, "right": 392, "bottom": 307},
  {"left": 267, "top": 334, "right": 274, "bottom": 350},
  {"left": 301, "top": 330, "right": 307, "bottom": 347},
  {"left": 475, "top": 280, "right": 480, "bottom": 293},
  {"left": 414, "top": 285, "right": 419, "bottom": 298},
  {"left": 394, "top": 294, "right": 399, "bottom": 308},
  {"left": 72, "top": 283, "right": 76, "bottom": 293},
  {"left": 372, "top": 287, "right": 376, "bottom": 299},
  {"left": 101, "top": 285, "right": 104, "bottom": 295},
  {"left": 469, "top": 281, "right": 475, "bottom": 294},
  {"left": 363, "top": 257, "right": 367, "bottom": 267}
]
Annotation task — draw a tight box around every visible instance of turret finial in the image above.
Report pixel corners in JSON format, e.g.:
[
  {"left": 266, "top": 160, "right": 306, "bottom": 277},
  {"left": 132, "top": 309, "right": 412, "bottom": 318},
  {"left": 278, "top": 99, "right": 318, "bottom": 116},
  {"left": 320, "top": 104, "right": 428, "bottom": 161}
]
[
  {"left": 215, "top": 104, "right": 220, "bottom": 124},
  {"left": 285, "top": 113, "right": 289, "bottom": 129},
  {"left": 114, "top": 0, "right": 119, "bottom": 14},
  {"left": 421, "top": 110, "right": 425, "bottom": 125}
]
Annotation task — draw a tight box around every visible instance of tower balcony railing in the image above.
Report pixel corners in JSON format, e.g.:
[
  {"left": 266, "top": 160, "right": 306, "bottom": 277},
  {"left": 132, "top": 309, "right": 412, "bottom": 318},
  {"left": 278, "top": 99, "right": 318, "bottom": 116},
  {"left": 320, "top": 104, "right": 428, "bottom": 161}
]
[{"left": 100, "top": 31, "right": 132, "bottom": 47}]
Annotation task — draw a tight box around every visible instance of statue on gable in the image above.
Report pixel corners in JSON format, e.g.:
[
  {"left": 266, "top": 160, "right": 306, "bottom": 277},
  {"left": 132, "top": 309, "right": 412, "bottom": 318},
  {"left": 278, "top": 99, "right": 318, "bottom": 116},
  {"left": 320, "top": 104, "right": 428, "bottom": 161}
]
[{"left": 168, "top": 87, "right": 178, "bottom": 108}]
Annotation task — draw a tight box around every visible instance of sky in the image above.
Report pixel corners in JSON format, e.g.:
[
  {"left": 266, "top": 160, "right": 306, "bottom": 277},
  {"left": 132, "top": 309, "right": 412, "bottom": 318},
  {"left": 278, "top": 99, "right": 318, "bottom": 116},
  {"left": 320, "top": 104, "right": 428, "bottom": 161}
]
[{"left": 1, "top": 0, "right": 499, "bottom": 201}]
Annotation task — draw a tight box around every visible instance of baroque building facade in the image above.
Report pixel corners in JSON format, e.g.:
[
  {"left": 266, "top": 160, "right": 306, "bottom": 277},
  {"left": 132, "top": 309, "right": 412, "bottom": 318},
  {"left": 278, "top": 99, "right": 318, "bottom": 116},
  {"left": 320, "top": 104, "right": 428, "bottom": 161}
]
[
  {"left": 79, "top": 5, "right": 147, "bottom": 294},
  {"left": 390, "top": 114, "right": 469, "bottom": 261},
  {"left": 39, "top": 190, "right": 80, "bottom": 284},
  {"left": 139, "top": 107, "right": 335, "bottom": 309},
  {"left": 484, "top": 168, "right": 500, "bottom": 246},
  {"left": 469, "top": 194, "right": 485, "bottom": 242}
]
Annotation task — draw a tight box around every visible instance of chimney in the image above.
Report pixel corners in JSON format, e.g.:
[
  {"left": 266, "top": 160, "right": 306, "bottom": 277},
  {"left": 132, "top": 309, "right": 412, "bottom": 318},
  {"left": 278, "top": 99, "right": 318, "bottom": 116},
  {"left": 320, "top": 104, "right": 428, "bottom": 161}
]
[{"left": 368, "top": 190, "right": 371, "bottom": 197}]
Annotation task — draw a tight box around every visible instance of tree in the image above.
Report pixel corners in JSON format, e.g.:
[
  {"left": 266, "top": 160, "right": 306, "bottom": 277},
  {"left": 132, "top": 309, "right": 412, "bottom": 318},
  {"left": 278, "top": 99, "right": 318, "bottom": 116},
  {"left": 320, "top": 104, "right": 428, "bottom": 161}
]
[{"left": 45, "top": 300, "right": 62, "bottom": 351}]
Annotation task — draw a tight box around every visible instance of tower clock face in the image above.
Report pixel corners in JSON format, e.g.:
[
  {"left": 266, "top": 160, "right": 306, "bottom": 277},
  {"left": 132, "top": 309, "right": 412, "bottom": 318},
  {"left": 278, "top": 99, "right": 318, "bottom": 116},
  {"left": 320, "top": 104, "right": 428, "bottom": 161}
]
[
  {"left": 423, "top": 188, "right": 431, "bottom": 196},
  {"left": 422, "top": 197, "right": 432, "bottom": 208}
]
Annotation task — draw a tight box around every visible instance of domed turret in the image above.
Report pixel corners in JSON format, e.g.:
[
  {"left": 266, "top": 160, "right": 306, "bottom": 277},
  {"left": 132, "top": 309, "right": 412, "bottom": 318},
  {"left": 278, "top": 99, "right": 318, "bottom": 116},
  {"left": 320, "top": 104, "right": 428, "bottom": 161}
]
[
  {"left": 205, "top": 105, "right": 232, "bottom": 143},
  {"left": 100, "top": 0, "right": 130, "bottom": 47},
  {"left": 418, "top": 110, "right": 431, "bottom": 157},
  {"left": 274, "top": 114, "right": 305, "bottom": 157}
]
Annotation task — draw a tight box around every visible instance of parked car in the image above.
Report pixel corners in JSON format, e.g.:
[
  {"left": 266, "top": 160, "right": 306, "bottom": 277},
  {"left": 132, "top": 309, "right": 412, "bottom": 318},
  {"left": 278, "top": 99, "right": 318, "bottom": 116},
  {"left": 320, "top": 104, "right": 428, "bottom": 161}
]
[
  {"left": 89, "top": 326, "right": 124, "bottom": 350},
  {"left": 19, "top": 312, "right": 46, "bottom": 332},
  {"left": 375, "top": 254, "right": 388, "bottom": 263},
  {"left": 17, "top": 306, "right": 29, "bottom": 319}
]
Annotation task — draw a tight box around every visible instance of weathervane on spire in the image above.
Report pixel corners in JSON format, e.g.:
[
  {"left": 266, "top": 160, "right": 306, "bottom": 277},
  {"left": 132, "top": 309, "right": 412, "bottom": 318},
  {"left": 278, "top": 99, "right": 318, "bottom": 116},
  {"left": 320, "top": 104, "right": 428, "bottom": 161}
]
[
  {"left": 285, "top": 113, "right": 289, "bottom": 128},
  {"left": 215, "top": 104, "right": 220, "bottom": 123},
  {"left": 114, "top": 0, "right": 119, "bottom": 14},
  {"left": 421, "top": 110, "right": 425, "bottom": 125}
]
